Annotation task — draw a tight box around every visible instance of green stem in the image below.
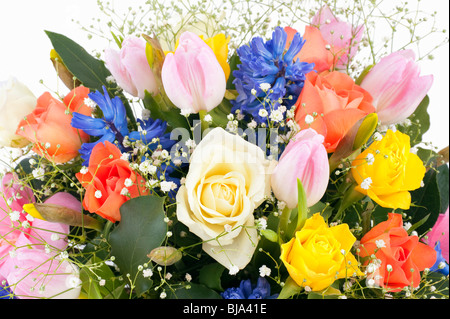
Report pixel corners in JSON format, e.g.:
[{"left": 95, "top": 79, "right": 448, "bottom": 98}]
[
  {"left": 278, "top": 276, "right": 302, "bottom": 299},
  {"left": 334, "top": 185, "right": 365, "bottom": 222},
  {"left": 102, "top": 220, "right": 114, "bottom": 239},
  {"left": 277, "top": 207, "right": 292, "bottom": 244},
  {"left": 199, "top": 110, "right": 210, "bottom": 133},
  {"left": 361, "top": 209, "right": 373, "bottom": 237},
  {"left": 121, "top": 98, "right": 137, "bottom": 131}
]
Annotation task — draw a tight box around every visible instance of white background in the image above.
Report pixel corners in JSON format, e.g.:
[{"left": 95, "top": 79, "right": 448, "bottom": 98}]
[{"left": 0, "top": 0, "right": 448, "bottom": 163}]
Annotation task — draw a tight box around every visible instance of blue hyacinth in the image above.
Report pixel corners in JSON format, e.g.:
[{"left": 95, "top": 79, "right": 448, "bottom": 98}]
[
  {"left": 71, "top": 87, "right": 172, "bottom": 164},
  {"left": 70, "top": 87, "right": 182, "bottom": 196},
  {"left": 430, "top": 241, "right": 449, "bottom": 276},
  {"left": 71, "top": 86, "right": 130, "bottom": 166},
  {"left": 130, "top": 117, "right": 181, "bottom": 199},
  {"left": 232, "top": 26, "right": 314, "bottom": 124},
  {"left": 0, "top": 283, "right": 14, "bottom": 299},
  {"left": 128, "top": 118, "right": 174, "bottom": 151},
  {"left": 221, "top": 277, "right": 278, "bottom": 299}
]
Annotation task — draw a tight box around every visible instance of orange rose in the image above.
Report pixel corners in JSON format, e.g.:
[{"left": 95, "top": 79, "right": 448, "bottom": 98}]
[
  {"left": 358, "top": 213, "right": 437, "bottom": 292},
  {"left": 76, "top": 141, "right": 148, "bottom": 223},
  {"left": 16, "top": 86, "right": 92, "bottom": 163},
  {"left": 294, "top": 71, "right": 375, "bottom": 153}
]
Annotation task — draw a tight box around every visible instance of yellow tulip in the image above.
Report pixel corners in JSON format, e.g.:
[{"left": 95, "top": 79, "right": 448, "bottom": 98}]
[
  {"left": 351, "top": 129, "right": 426, "bottom": 209},
  {"left": 199, "top": 33, "right": 231, "bottom": 81},
  {"left": 280, "top": 213, "right": 363, "bottom": 292}
]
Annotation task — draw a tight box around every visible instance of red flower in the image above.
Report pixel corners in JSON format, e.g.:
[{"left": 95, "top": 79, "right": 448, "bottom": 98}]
[
  {"left": 76, "top": 141, "right": 148, "bottom": 223},
  {"left": 358, "top": 213, "right": 437, "bottom": 292}
]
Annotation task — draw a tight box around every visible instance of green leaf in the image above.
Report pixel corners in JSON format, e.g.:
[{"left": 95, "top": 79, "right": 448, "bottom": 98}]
[
  {"left": 355, "top": 64, "right": 374, "bottom": 85},
  {"left": 226, "top": 53, "right": 241, "bottom": 90},
  {"left": 397, "top": 95, "right": 430, "bottom": 146},
  {"left": 110, "top": 31, "right": 123, "bottom": 48},
  {"left": 308, "top": 201, "right": 333, "bottom": 221},
  {"left": 296, "top": 178, "right": 308, "bottom": 231},
  {"left": 406, "top": 213, "right": 430, "bottom": 235},
  {"left": 143, "top": 91, "right": 189, "bottom": 131},
  {"left": 45, "top": 30, "right": 138, "bottom": 128},
  {"left": 80, "top": 256, "right": 127, "bottom": 299},
  {"left": 353, "top": 113, "right": 379, "bottom": 151},
  {"left": 198, "top": 263, "right": 225, "bottom": 291},
  {"left": 45, "top": 30, "right": 113, "bottom": 92},
  {"left": 307, "top": 288, "right": 341, "bottom": 299},
  {"left": 109, "top": 195, "right": 167, "bottom": 296},
  {"left": 329, "top": 113, "right": 378, "bottom": 172},
  {"left": 437, "top": 164, "right": 449, "bottom": 214},
  {"left": 260, "top": 229, "right": 279, "bottom": 243},
  {"left": 206, "top": 98, "right": 233, "bottom": 128},
  {"left": 405, "top": 169, "right": 441, "bottom": 236},
  {"left": 416, "top": 147, "right": 438, "bottom": 166},
  {"left": 416, "top": 271, "right": 449, "bottom": 299},
  {"left": 281, "top": 180, "right": 312, "bottom": 242},
  {"left": 168, "top": 283, "right": 222, "bottom": 299},
  {"left": 277, "top": 276, "right": 302, "bottom": 299}
]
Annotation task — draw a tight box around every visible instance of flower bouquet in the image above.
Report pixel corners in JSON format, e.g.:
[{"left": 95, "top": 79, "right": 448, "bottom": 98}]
[{"left": 1, "top": 0, "right": 448, "bottom": 301}]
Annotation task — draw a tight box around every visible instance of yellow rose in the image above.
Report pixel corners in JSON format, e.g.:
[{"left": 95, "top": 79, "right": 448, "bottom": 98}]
[
  {"left": 351, "top": 129, "right": 426, "bottom": 209},
  {"left": 176, "top": 128, "right": 273, "bottom": 271},
  {"left": 280, "top": 213, "right": 362, "bottom": 292}
]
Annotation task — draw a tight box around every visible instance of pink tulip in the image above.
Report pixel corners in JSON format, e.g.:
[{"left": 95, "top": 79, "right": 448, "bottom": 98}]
[
  {"left": 271, "top": 129, "right": 329, "bottom": 209},
  {"left": 1, "top": 236, "right": 81, "bottom": 299},
  {"left": 1, "top": 174, "right": 71, "bottom": 258},
  {"left": 44, "top": 191, "right": 82, "bottom": 213},
  {"left": 360, "top": 50, "right": 433, "bottom": 125},
  {"left": 312, "top": 5, "right": 364, "bottom": 69},
  {"left": 0, "top": 174, "right": 82, "bottom": 298},
  {"left": 161, "top": 31, "right": 226, "bottom": 114},
  {"left": 105, "top": 35, "right": 159, "bottom": 99},
  {"left": 425, "top": 207, "right": 449, "bottom": 262}
]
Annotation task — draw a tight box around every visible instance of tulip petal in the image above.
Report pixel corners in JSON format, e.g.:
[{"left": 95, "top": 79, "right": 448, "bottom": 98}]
[
  {"left": 161, "top": 52, "right": 195, "bottom": 112},
  {"left": 105, "top": 47, "right": 138, "bottom": 97},
  {"left": 120, "top": 37, "right": 158, "bottom": 98}
]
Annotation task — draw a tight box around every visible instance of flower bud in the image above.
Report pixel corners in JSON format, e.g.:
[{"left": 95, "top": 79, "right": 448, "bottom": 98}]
[
  {"left": 148, "top": 246, "right": 182, "bottom": 266},
  {"left": 271, "top": 128, "right": 329, "bottom": 208},
  {"left": 23, "top": 192, "right": 103, "bottom": 231}
]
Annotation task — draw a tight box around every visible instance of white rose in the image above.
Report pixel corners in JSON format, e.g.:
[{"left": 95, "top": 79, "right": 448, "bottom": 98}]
[
  {"left": 0, "top": 77, "right": 37, "bottom": 148},
  {"left": 176, "top": 127, "right": 273, "bottom": 270}
]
